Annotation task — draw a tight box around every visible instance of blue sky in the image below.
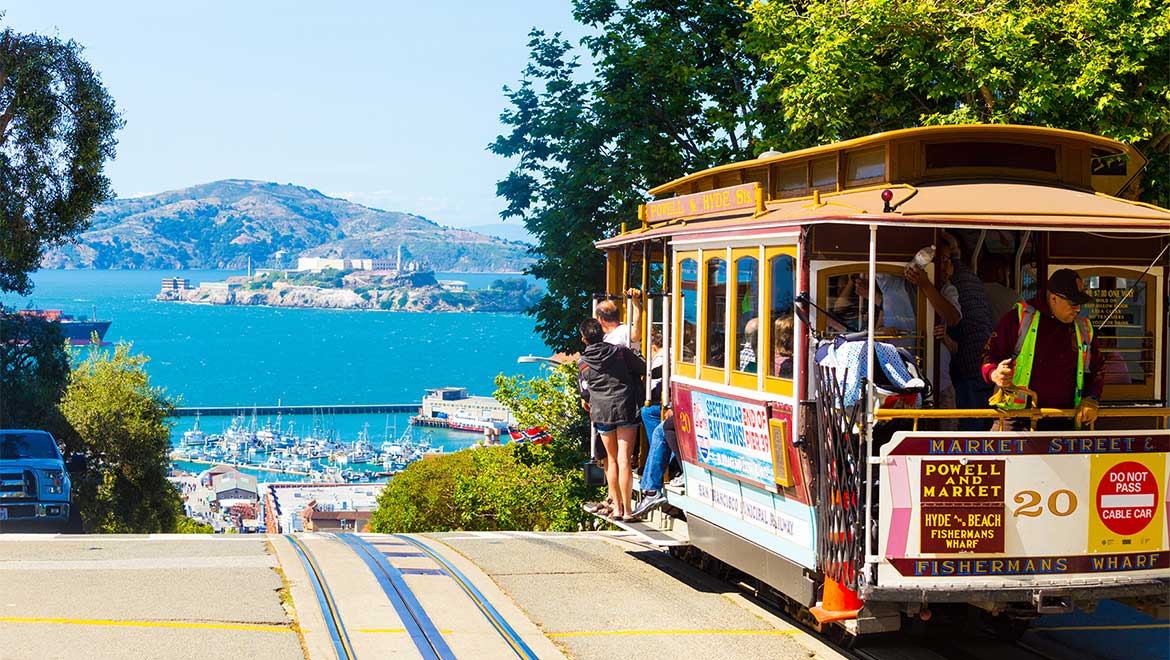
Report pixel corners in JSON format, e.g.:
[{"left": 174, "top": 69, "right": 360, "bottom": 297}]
[{"left": 2, "top": 2, "right": 585, "bottom": 230}]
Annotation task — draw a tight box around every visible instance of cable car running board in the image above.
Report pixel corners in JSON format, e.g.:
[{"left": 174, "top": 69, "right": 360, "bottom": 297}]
[{"left": 583, "top": 505, "right": 690, "bottom": 548}]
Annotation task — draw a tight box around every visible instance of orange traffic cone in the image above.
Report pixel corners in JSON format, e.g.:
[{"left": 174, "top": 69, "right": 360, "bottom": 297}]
[{"left": 810, "top": 576, "right": 863, "bottom": 623}]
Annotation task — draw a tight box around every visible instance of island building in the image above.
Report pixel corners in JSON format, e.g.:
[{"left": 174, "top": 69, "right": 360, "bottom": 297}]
[
  {"left": 160, "top": 277, "right": 194, "bottom": 292},
  {"left": 262, "top": 482, "right": 381, "bottom": 534},
  {"left": 420, "top": 387, "right": 515, "bottom": 425}
]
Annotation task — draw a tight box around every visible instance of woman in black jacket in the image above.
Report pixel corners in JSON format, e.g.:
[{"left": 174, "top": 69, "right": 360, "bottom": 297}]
[{"left": 578, "top": 318, "right": 645, "bottom": 520}]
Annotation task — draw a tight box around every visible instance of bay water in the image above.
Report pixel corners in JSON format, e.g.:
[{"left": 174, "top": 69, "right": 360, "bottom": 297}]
[{"left": 2, "top": 269, "right": 552, "bottom": 478}]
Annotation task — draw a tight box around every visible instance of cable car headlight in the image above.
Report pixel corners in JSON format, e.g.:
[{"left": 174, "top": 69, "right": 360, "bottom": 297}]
[{"left": 880, "top": 189, "right": 894, "bottom": 213}]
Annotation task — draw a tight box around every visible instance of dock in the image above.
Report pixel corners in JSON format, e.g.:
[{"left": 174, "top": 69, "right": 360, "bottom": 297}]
[{"left": 172, "top": 403, "right": 421, "bottom": 417}]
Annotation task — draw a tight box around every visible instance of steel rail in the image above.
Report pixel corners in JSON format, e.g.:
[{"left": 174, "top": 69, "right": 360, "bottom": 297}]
[
  {"left": 394, "top": 534, "right": 541, "bottom": 660},
  {"left": 286, "top": 534, "right": 358, "bottom": 660},
  {"left": 333, "top": 533, "right": 455, "bottom": 660}
]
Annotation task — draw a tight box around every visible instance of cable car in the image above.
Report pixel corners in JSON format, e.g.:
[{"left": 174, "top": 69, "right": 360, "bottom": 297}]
[{"left": 593, "top": 125, "right": 1170, "bottom": 635}]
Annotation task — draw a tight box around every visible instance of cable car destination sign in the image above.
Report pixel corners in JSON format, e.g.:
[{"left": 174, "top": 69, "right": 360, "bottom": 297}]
[
  {"left": 640, "top": 183, "right": 764, "bottom": 224},
  {"left": 876, "top": 431, "right": 1169, "bottom": 588}
]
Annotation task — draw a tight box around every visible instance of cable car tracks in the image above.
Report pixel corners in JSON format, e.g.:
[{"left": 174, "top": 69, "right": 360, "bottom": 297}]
[{"left": 283, "top": 533, "right": 539, "bottom": 660}]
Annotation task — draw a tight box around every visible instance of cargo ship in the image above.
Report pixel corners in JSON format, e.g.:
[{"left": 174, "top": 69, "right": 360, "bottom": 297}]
[{"left": 16, "top": 309, "right": 111, "bottom": 345}]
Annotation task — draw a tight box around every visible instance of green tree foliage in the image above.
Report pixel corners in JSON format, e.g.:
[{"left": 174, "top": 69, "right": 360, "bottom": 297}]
[
  {"left": 492, "top": 0, "right": 766, "bottom": 351},
  {"left": 60, "top": 342, "right": 183, "bottom": 533},
  {"left": 0, "top": 22, "right": 123, "bottom": 294},
  {"left": 493, "top": 362, "right": 590, "bottom": 463},
  {"left": 745, "top": 0, "right": 1170, "bottom": 205},
  {"left": 0, "top": 308, "right": 71, "bottom": 439}
]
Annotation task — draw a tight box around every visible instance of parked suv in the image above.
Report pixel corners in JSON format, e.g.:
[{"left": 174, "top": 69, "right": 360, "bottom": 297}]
[{"left": 0, "top": 430, "right": 78, "bottom": 532}]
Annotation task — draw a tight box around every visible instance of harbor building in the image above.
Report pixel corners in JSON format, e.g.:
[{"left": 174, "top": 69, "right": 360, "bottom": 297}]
[
  {"left": 160, "top": 277, "right": 194, "bottom": 292},
  {"left": 262, "top": 482, "right": 382, "bottom": 534},
  {"left": 420, "top": 387, "right": 515, "bottom": 425}
]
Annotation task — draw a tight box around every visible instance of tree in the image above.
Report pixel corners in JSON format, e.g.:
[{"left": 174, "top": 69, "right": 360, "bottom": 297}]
[
  {"left": 59, "top": 342, "right": 183, "bottom": 533},
  {"left": 745, "top": 0, "right": 1170, "bottom": 206},
  {"left": 494, "top": 362, "right": 590, "bottom": 465},
  {"left": 0, "top": 307, "right": 71, "bottom": 439},
  {"left": 492, "top": 1, "right": 767, "bottom": 351},
  {"left": 0, "top": 22, "right": 123, "bottom": 294}
]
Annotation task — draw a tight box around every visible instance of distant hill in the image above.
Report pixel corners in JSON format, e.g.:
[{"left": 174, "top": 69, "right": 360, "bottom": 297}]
[
  {"left": 465, "top": 223, "right": 535, "bottom": 245},
  {"left": 41, "top": 180, "right": 535, "bottom": 272}
]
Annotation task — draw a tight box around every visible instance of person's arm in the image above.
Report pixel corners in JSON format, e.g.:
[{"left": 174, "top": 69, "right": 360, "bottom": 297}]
[
  {"left": 1083, "top": 330, "right": 1106, "bottom": 402},
  {"left": 626, "top": 288, "right": 642, "bottom": 343},
  {"left": 905, "top": 266, "right": 961, "bottom": 326},
  {"left": 982, "top": 310, "right": 1020, "bottom": 386}
]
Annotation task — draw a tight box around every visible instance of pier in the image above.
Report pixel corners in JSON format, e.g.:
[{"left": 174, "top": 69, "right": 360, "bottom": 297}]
[{"left": 172, "top": 403, "right": 421, "bottom": 417}]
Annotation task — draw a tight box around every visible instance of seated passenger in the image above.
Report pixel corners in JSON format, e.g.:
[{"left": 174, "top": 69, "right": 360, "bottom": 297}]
[
  {"left": 640, "top": 329, "right": 665, "bottom": 444},
  {"left": 738, "top": 318, "right": 759, "bottom": 373},
  {"left": 628, "top": 412, "right": 679, "bottom": 520},
  {"left": 773, "top": 316, "right": 794, "bottom": 378}
]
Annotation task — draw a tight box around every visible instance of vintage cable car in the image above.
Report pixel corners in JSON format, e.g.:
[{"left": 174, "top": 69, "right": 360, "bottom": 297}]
[{"left": 593, "top": 125, "right": 1170, "bottom": 635}]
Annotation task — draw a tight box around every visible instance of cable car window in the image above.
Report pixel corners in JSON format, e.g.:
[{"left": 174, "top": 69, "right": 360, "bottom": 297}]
[
  {"left": 827, "top": 270, "right": 919, "bottom": 351},
  {"left": 769, "top": 255, "right": 796, "bottom": 379},
  {"left": 679, "top": 258, "right": 698, "bottom": 363},
  {"left": 778, "top": 165, "right": 806, "bottom": 195},
  {"left": 846, "top": 147, "right": 886, "bottom": 184},
  {"left": 1082, "top": 270, "right": 1158, "bottom": 401},
  {"left": 925, "top": 142, "right": 1057, "bottom": 172},
  {"left": 734, "top": 256, "right": 760, "bottom": 374},
  {"left": 705, "top": 258, "right": 728, "bottom": 368},
  {"left": 811, "top": 157, "right": 837, "bottom": 189}
]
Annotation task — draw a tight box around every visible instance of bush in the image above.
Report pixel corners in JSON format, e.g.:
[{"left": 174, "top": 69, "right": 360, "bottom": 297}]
[{"left": 368, "top": 443, "right": 595, "bottom": 533}]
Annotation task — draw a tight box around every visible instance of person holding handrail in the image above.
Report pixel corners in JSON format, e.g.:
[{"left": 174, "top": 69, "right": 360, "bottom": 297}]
[{"left": 981, "top": 268, "right": 1104, "bottom": 431}]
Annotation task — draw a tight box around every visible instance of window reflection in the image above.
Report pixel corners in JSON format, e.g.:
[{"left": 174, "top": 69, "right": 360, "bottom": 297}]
[
  {"left": 826, "top": 270, "right": 919, "bottom": 353},
  {"left": 734, "top": 257, "right": 760, "bottom": 373},
  {"left": 705, "top": 258, "right": 727, "bottom": 368},
  {"left": 769, "top": 255, "right": 796, "bottom": 378},
  {"left": 679, "top": 259, "right": 697, "bottom": 363},
  {"left": 1084, "top": 274, "right": 1153, "bottom": 391}
]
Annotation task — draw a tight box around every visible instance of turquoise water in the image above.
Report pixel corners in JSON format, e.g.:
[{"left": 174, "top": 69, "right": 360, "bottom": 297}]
[{"left": 2, "top": 269, "right": 551, "bottom": 455}]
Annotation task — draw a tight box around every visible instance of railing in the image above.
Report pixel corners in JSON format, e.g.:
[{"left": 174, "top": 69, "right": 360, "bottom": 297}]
[
  {"left": 874, "top": 406, "right": 1170, "bottom": 430},
  {"left": 172, "top": 404, "right": 422, "bottom": 417}
]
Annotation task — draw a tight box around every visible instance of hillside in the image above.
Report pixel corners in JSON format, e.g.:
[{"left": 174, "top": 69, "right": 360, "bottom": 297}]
[{"left": 41, "top": 180, "right": 534, "bottom": 272}]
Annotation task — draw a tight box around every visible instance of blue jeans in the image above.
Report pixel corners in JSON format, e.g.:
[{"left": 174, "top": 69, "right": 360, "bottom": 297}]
[
  {"left": 954, "top": 377, "right": 993, "bottom": 432},
  {"left": 640, "top": 404, "right": 661, "bottom": 443},
  {"left": 640, "top": 422, "right": 672, "bottom": 492}
]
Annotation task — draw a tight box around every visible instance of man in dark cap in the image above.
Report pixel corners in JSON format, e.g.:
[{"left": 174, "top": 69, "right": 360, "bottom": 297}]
[{"left": 981, "top": 268, "right": 1104, "bottom": 430}]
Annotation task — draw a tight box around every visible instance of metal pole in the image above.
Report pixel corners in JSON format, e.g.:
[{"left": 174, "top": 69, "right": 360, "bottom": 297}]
[
  {"left": 645, "top": 288, "right": 655, "bottom": 405},
  {"left": 1014, "top": 231, "right": 1031, "bottom": 294},
  {"left": 662, "top": 295, "right": 672, "bottom": 408},
  {"left": 864, "top": 223, "right": 878, "bottom": 580}
]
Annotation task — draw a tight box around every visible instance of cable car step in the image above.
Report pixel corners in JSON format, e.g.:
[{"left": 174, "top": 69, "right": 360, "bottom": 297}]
[{"left": 582, "top": 505, "right": 690, "bottom": 548}]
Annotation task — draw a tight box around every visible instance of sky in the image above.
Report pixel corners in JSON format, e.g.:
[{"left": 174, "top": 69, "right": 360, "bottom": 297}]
[{"left": 1, "top": 2, "right": 586, "bottom": 230}]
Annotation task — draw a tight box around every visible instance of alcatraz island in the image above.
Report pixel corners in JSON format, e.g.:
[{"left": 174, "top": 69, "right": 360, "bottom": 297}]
[{"left": 156, "top": 250, "right": 541, "bottom": 313}]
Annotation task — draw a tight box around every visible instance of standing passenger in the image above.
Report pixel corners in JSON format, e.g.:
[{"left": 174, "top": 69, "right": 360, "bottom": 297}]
[
  {"left": 943, "top": 233, "right": 995, "bottom": 429},
  {"left": 595, "top": 289, "right": 642, "bottom": 348},
  {"left": 577, "top": 318, "right": 645, "bottom": 520}
]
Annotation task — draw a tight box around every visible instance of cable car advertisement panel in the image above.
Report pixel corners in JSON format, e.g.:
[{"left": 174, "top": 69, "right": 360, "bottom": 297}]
[
  {"left": 674, "top": 386, "right": 775, "bottom": 489},
  {"left": 877, "top": 431, "right": 1170, "bottom": 588}
]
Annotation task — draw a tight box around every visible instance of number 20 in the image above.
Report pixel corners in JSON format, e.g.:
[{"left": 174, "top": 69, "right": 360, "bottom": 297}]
[{"left": 1013, "top": 489, "right": 1077, "bottom": 517}]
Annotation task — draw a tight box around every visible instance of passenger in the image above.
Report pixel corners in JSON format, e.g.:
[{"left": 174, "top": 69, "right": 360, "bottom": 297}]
[
  {"left": 905, "top": 248, "right": 962, "bottom": 428},
  {"left": 628, "top": 413, "right": 680, "bottom": 520},
  {"left": 595, "top": 289, "right": 642, "bottom": 348},
  {"left": 640, "top": 329, "right": 665, "bottom": 446},
  {"left": 738, "top": 318, "right": 759, "bottom": 373},
  {"left": 978, "top": 252, "right": 1022, "bottom": 324},
  {"left": 982, "top": 268, "right": 1104, "bottom": 431},
  {"left": 577, "top": 317, "right": 646, "bottom": 520},
  {"left": 772, "top": 316, "right": 794, "bottom": 378},
  {"left": 831, "top": 275, "right": 891, "bottom": 333},
  {"left": 943, "top": 233, "right": 995, "bottom": 431}
]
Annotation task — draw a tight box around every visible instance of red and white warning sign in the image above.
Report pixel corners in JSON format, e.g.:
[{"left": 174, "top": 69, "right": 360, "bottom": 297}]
[{"left": 1096, "top": 461, "right": 1158, "bottom": 536}]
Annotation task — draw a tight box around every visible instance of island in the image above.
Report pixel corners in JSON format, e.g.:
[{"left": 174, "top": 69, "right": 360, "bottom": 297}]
[{"left": 156, "top": 256, "right": 541, "bottom": 313}]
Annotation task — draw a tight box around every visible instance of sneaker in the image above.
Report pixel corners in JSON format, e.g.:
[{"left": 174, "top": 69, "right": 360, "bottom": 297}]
[
  {"left": 668, "top": 475, "right": 685, "bottom": 488},
  {"left": 630, "top": 490, "right": 668, "bottom": 518}
]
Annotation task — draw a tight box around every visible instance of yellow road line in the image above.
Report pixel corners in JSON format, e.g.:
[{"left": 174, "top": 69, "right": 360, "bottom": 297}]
[
  {"left": 1032, "top": 623, "right": 1170, "bottom": 632},
  {"left": 548, "top": 629, "right": 801, "bottom": 637},
  {"left": 0, "top": 616, "right": 292, "bottom": 633}
]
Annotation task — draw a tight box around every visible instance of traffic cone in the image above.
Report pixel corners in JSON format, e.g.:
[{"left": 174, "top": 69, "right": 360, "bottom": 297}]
[{"left": 810, "top": 576, "right": 863, "bottom": 623}]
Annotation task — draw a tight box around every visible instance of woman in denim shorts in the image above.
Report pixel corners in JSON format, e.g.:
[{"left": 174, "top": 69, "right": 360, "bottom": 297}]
[{"left": 578, "top": 318, "right": 645, "bottom": 520}]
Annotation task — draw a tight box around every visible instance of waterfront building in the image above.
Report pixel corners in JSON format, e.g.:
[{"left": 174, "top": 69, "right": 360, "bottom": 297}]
[
  {"left": 262, "top": 482, "right": 381, "bottom": 534},
  {"left": 420, "top": 387, "right": 515, "bottom": 425}
]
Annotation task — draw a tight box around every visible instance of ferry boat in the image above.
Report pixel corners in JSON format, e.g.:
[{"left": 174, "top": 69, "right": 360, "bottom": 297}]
[
  {"left": 16, "top": 308, "right": 111, "bottom": 345},
  {"left": 447, "top": 416, "right": 510, "bottom": 433}
]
